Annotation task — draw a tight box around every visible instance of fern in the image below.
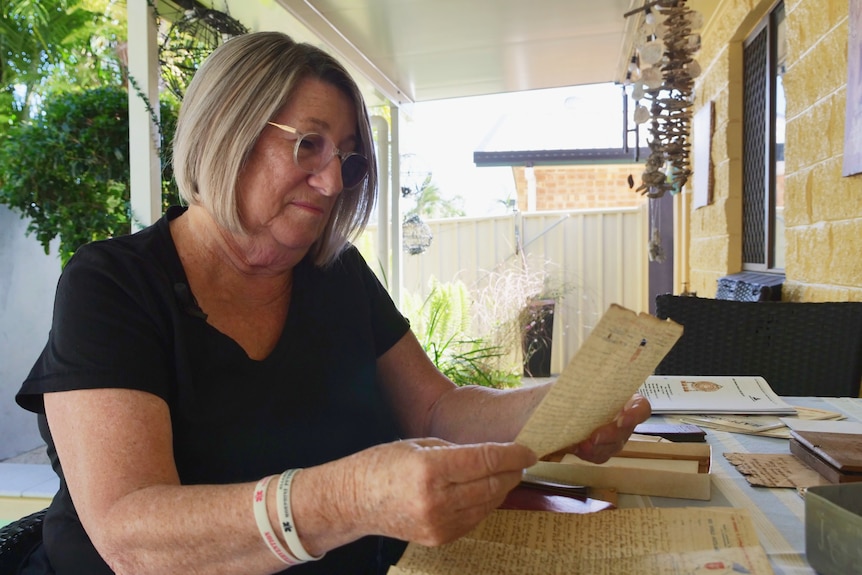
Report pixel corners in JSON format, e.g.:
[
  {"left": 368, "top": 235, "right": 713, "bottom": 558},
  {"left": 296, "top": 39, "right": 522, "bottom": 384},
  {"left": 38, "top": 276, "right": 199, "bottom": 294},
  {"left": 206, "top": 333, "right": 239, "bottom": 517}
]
[{"left": 403, "top": 278, "right": 518, "bottom": 389}]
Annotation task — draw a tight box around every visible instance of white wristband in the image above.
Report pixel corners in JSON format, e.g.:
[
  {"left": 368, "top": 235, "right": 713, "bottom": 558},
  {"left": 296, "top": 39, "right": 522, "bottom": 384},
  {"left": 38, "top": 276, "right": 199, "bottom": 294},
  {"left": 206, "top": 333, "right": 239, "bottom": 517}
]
[
  {"left": 253, "top": 475, "right": 300, "bottom": 566},
  {"left": 277, "top": 469, "right": 324, "bottom": 562}
]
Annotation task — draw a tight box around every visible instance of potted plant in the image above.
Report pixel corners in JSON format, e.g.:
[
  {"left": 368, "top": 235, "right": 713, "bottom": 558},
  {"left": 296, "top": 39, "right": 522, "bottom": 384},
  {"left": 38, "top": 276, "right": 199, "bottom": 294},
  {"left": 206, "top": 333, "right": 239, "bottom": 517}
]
[
  {"left": 520, "top": 297, "right": 556, "bottom": 377},
  {"left": 472, "top": 258, "right": 572, "bottom": 380}
]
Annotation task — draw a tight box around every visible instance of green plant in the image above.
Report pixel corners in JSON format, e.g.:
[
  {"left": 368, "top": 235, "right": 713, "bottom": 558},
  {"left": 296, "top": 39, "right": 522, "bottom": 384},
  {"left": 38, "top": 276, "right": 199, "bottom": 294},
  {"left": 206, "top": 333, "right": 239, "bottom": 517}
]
[
  {"left": 403, "top": 278, "right": 519, "bottom": 389},
  {"left": 1, "top": 0, "right": 126, "bottom": 127},
  {"left": 0, "top": 86, "right": 179, "bottom": 265}
]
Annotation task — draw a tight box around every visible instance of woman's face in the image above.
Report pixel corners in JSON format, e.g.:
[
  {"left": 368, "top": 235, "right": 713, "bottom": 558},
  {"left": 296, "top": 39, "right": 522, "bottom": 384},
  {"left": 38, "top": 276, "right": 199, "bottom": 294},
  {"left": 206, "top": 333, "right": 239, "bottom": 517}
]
[{"left": 234, "top": 77, "right": 359, "bottom": 263}]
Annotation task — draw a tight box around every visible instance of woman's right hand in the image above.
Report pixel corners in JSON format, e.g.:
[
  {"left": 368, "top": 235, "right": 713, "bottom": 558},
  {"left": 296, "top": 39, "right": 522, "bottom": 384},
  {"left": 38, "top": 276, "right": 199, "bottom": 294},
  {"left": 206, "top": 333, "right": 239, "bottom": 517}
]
[{"left": 293, "top": 439, "right": 537, "bottom": 552}]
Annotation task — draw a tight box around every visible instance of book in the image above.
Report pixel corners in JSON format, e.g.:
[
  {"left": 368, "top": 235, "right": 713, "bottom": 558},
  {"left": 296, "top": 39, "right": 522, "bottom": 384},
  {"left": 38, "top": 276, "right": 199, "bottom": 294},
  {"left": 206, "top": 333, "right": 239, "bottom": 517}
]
[
  {"left": 637, "top": 375, "right": 797, "bottom": 415},
  {"left": 789, "top": 430, "right": 862, "bottom": 483},
  {"left": 633, "top": 422, "right": 707, "bottom": 442}
]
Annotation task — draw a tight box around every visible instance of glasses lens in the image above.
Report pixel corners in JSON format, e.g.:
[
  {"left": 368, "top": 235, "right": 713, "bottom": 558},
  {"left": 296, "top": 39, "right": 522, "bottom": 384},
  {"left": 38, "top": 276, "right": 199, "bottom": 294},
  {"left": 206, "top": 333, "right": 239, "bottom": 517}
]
[
  {"left": 293, "top": 131, "right": 367, "bottom": 188},
  {"left": 294, "top": 133, "right": 328, "bottom": 173},
  {"left": 341, "top": 154, "right": 369, "bottom": 188}
]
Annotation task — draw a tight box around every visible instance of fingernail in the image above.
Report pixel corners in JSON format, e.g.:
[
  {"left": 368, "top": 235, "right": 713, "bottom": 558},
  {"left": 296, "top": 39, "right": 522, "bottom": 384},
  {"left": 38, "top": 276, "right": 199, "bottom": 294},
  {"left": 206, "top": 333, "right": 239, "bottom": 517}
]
[
  {"left": 623, "top": 396, "right": 637, "bottom": 412},
  {"left": 617, "top": 414, "right": 636, "bottom": 428}
]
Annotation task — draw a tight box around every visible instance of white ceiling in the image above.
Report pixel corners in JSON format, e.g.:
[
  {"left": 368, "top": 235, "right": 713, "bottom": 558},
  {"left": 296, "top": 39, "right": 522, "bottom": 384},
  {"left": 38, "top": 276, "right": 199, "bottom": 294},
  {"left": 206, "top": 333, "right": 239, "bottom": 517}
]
[{"left": 276, "top": 0, "right": 717, "bottom": 106}]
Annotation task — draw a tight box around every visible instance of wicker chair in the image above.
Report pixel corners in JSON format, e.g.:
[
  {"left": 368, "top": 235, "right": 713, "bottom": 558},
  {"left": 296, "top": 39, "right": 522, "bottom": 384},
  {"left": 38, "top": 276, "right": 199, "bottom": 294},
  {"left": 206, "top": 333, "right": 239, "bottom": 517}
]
[
  {"left": 654, "top": 294, "right": 862, "bottom": 397},
  {"left": 0, "top": 508, "right": 46, "bottom": 573}
]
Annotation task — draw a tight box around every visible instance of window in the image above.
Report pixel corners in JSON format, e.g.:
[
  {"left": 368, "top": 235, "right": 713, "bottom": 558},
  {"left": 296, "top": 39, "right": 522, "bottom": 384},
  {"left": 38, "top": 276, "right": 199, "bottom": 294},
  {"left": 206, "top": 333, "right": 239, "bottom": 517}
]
[{"left": 742, "top": 2, "right": 786, "bottom": 271}]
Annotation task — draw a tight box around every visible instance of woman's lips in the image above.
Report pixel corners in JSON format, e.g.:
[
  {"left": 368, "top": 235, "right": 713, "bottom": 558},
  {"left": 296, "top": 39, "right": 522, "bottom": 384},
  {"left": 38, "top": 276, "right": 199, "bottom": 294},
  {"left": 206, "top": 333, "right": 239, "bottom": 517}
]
[{"left": 291, "top": 201, "right": 325, "bottom": 215}]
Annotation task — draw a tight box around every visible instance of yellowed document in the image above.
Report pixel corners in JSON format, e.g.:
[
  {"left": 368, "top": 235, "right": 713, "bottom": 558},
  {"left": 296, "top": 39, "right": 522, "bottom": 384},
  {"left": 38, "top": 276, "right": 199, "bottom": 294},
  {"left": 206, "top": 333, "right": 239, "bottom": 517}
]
[
  {"left": 680, "top": 406, "right": 846, "bottom": 438},
  {"left": 390, "top": 507, "right": 774, "bottom": 574},
  {"left": 723, "top": 453, "right": 832, "bottom": 488},
  {"left": 515, "top": 304, "right": 683, "bottom": 458}
]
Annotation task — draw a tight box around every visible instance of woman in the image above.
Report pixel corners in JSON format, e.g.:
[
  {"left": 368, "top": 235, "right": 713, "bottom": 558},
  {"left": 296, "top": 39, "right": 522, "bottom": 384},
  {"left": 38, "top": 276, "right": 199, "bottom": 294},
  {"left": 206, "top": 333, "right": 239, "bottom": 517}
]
[{"left": 16, "top": 32, "right": 650, "bottom": 574}]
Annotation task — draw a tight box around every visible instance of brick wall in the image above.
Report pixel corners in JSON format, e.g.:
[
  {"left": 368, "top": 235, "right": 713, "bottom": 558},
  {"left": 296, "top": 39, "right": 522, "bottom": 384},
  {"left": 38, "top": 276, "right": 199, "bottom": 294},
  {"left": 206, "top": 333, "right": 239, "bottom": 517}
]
[
  {"left": 512, "top": 164, "right": 649, "bottom": 212},
  {"left": 689, "top": 0, "right": 862, "bottom": 301}
]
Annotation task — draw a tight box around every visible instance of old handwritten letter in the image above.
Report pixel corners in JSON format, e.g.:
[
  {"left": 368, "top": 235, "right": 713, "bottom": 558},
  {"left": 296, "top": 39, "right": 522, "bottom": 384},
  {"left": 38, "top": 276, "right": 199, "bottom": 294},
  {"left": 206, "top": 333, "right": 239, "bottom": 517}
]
[
  {"left": 516, "top": 304, "right": 683, "bottom": 458},
  {"left": 389, "top": 507, "right": 774, "bottom": 575},
  {"left": 724, "top": 453, "right": 831, "bottom": 488}
]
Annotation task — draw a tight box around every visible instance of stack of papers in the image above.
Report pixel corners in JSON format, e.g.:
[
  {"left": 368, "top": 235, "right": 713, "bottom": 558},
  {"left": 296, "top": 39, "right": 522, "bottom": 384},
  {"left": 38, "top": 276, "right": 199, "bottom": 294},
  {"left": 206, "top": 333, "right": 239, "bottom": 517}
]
[
  {"left": 679, "top": 407, "right": 845, "bottom": 438},
  {"left": 638, "top": 375, "right": 797, "bottom": 415}
]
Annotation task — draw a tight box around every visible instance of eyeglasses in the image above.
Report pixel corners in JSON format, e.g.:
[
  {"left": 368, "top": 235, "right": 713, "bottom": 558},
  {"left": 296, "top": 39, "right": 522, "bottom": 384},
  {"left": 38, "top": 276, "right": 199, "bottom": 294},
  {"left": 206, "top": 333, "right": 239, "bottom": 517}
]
[{"left": 267, "top": 122, "right": 369, "bottom": 189}]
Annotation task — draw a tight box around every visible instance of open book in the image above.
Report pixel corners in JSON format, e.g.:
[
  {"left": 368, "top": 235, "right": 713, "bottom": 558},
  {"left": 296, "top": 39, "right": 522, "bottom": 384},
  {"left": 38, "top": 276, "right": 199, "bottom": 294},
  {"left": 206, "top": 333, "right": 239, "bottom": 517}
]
[{"left": 638, "top": 375, "right": 797, "bottom": 415}]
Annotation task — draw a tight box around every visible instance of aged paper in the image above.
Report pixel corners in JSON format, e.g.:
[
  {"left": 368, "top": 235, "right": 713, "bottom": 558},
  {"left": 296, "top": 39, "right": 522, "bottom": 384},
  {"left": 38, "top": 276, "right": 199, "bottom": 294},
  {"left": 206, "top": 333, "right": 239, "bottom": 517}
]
[
  {"left": 515, "top": 304, "right": 683, "bottom": 458},
  {"left": 724, "top": 453, "right": 831, "bottom": 488},
  {"left": 680, "top": 406, "right": 845, "bottom": 439},
  {"left": 390, "top": 508, "right": 774, "bottom": 575}
]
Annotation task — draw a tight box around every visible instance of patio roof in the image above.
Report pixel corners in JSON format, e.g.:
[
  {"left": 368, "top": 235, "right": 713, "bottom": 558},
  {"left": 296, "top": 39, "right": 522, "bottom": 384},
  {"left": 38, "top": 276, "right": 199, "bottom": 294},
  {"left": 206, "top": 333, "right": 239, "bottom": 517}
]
[{"left": 276, "top": 0, "right": 718, "bottom": 106}]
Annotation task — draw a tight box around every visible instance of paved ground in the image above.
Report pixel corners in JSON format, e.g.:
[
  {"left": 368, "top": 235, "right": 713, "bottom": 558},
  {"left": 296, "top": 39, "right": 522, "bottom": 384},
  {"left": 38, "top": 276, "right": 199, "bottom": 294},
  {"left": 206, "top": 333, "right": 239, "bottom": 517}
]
[{"left": 1, "top": 446, "right": 49, "bottom": 464}]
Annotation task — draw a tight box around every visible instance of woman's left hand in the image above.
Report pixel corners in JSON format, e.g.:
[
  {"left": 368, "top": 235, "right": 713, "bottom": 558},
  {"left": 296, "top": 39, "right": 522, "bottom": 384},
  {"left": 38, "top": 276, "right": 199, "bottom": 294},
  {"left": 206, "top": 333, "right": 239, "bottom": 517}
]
[{"left": 567, "top": 393, "right": 651, "bottom": 463}]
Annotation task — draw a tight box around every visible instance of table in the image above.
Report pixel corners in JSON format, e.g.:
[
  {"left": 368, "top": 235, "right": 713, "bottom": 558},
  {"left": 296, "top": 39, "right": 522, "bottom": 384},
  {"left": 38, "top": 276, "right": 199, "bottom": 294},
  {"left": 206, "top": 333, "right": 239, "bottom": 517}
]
[{"left": 618, "top": 397, "right": 862, "bottom": 575}]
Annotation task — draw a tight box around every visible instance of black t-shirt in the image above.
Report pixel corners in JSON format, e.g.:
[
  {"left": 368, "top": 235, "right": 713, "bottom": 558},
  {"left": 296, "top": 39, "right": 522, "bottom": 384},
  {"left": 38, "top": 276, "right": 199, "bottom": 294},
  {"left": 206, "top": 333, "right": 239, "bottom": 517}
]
[{"left": 17, "top": 206, "right": 411, "bottom": 574}]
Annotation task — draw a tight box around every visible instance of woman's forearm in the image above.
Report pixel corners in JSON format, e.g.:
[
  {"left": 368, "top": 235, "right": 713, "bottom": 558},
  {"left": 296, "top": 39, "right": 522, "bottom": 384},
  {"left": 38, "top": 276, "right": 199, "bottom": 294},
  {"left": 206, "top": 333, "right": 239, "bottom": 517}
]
[
  {"left": 426, "top": 382, "right": 552, "bottom": 444},
  {"left": 92, "top": 482, "right": 288, "bottom": 575}
]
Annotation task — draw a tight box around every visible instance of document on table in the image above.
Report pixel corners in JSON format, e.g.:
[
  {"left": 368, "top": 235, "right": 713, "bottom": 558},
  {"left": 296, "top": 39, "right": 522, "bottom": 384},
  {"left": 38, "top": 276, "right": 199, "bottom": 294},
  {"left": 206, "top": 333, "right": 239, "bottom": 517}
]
[
  {"left": 679, "top": 406, "right": 845, "bottom": 438},
  {"left": 389, "top": 507, "right": 775, "bottom": 575},
  {"left": 639, "top": 375, "right": 797, "bottom": 415},
  {"left": 515, "top": 304, "right": 683, "bottom": 458},
  {"left": 723, "top": 453, "right": 831, "bottom": 489}
]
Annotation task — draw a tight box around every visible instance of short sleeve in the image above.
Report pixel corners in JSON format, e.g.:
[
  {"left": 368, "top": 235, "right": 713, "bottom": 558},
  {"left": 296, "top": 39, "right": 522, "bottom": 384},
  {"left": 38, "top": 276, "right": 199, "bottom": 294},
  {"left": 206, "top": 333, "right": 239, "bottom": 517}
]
[{"left": 17, "top": 241, "right": 175, "bottom": 413}]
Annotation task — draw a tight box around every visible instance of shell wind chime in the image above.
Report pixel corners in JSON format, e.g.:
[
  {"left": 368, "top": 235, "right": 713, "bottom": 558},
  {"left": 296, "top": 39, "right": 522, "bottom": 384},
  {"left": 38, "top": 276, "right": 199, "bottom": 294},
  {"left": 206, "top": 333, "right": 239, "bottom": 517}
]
[{"left": 626, "top": 0, "right": 703, "bottom": 198}]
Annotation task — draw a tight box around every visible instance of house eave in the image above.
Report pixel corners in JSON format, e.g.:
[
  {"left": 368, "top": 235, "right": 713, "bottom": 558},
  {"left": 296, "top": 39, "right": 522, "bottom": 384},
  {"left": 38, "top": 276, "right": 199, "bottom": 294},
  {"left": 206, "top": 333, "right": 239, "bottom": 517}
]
[{"left": 473, "top": 147, "right": 650, "bottom": 167}]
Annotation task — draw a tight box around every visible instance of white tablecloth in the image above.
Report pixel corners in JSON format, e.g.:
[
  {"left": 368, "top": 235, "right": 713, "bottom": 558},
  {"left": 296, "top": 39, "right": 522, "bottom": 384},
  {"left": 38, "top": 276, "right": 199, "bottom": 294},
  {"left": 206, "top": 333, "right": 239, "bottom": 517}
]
[{"left": 620, "top": 397, "right": 862, "bottom": 575}]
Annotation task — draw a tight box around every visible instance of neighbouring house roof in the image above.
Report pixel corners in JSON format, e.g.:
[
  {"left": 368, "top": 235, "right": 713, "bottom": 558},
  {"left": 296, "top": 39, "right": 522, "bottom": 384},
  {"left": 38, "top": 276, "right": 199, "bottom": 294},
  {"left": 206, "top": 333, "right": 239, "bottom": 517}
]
[
  {"left": 473, "top": 146, "right": 650, "bottom": 167},
  {"left": 471, "top": 84, "right": 650, "bottom": 167}
]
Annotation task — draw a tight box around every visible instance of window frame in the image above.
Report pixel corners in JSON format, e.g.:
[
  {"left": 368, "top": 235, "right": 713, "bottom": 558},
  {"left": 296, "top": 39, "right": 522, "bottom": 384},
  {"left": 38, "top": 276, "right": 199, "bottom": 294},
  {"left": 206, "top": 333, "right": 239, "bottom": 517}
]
[{"left": 742, "top": 1, "right": 785, "bottom": 272}]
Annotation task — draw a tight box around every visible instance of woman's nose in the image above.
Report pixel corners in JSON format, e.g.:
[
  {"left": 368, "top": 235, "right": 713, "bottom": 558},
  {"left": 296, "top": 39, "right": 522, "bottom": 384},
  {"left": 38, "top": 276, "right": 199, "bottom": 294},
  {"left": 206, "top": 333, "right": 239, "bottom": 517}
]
[{"left": 309, "top": 155, "right": 344, "bottom": 196}]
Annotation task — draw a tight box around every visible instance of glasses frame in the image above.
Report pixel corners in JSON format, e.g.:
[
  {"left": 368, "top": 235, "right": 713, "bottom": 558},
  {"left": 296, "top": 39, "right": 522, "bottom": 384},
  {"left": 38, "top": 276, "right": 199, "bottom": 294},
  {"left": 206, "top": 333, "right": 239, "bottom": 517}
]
[{"left": 266, "top": 121, "right": 368, "bottom": 188}]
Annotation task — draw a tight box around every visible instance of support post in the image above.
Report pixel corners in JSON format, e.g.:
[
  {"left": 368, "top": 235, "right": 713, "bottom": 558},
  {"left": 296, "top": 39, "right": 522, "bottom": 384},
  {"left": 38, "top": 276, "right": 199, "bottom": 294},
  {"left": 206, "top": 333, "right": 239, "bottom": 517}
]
[{"left": 127, "top": 0, "right": 162, "bottom": 230}]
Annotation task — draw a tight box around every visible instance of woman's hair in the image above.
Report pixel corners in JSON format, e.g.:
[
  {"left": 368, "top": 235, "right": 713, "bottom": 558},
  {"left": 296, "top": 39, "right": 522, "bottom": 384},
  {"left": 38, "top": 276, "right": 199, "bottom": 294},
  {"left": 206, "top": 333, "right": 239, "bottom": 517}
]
[{"left": 172, "top": 31, "right": 377, "bottom": 267}]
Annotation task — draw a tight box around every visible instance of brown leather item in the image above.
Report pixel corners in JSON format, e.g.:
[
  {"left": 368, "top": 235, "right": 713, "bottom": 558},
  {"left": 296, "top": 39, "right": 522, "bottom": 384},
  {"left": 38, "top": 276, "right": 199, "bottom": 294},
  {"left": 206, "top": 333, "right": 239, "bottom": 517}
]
[
  {"left": 499, "top": 485, "right": 615, "bottom": 514},
  {"left": 789, "top": 430, "right": 862, "bottom": 484},
  {"left": 634, "top": 422, "right": 707, "bottom": 442}
]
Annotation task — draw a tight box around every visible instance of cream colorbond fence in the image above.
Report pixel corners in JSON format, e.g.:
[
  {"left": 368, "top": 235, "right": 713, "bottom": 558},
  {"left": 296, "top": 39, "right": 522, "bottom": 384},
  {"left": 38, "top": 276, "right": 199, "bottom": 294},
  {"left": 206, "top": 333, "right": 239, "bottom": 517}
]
[{"left": 359, "top": 205, "right": 649, "bottom": 375}]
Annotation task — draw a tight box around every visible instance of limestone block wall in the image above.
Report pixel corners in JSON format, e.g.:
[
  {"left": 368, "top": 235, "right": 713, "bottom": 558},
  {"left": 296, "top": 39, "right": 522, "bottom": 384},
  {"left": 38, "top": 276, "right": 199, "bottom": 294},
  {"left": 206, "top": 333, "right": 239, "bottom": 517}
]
[
  {"left": 512, "top": 164, "right": 648, "bottom": 212},
  {"left": 782, "top": 0, "right": 862, "bottom": 301},
  {"left": 688, "top": 0, "right": 862, "bottom": 301}
]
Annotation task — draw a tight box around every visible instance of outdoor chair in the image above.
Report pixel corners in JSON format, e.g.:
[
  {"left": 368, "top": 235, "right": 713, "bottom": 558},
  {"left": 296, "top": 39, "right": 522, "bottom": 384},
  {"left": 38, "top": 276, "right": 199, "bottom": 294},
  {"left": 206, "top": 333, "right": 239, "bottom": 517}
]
[
  {"left": 654, "top": 294, "right": 862, "bottom": 397},
  {"left": 0, "top": 507, "right": 46, "bottom": 573}
]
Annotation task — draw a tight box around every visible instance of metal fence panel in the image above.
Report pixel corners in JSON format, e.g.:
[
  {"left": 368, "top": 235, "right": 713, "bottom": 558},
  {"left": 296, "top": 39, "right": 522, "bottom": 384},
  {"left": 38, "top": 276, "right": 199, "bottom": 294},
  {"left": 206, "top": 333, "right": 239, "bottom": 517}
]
[{"left": 360, "top": 205, "right": 648, "bottom": 374}]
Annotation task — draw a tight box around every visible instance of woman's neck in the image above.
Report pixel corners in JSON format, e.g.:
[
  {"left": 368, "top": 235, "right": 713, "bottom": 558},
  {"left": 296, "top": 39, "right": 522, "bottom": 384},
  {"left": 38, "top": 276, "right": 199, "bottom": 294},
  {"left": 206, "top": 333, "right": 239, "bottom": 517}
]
[{"left": 171, "top": 205, "right": 297, "bottom": 309}]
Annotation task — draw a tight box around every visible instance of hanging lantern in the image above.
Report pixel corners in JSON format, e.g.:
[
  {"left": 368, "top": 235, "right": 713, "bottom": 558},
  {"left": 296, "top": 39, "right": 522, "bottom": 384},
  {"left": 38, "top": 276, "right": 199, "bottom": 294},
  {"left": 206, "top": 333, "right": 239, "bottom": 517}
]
[{"left": 402, "top": 215, "right": 433, "bottom": 255}]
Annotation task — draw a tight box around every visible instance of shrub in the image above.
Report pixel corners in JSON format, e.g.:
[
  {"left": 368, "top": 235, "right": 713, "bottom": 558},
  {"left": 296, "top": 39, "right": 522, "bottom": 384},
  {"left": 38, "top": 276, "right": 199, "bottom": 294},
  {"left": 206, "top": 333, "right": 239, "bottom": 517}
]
[{"left": 0, "top": 86, "right": 179, "bottom": 265}]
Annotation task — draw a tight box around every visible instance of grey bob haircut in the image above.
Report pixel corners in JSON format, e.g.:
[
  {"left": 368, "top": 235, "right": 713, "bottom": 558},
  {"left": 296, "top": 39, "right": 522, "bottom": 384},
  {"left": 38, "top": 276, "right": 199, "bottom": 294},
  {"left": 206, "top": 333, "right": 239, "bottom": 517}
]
[{"left": 172, "top": 31, "right": 377, "bottom": 267}]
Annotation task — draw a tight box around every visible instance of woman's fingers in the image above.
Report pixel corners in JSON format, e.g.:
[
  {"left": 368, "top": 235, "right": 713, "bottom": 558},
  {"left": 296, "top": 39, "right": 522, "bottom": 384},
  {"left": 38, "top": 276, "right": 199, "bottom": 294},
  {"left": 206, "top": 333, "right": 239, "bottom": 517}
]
[
  {"left": 357, "top": 440, "right": 535, "bottom": 546},
  {"left": 571, "top": 393, "right": 652, "bottom": 463}
]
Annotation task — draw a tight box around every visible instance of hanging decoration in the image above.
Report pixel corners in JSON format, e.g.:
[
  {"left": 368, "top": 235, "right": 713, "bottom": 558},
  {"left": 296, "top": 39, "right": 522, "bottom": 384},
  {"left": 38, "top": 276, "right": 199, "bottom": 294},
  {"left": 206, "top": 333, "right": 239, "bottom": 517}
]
[
  {"left": 648, "top": 198, "right": 666, "bottom": 262},
  {"left": 625, "top": 0, "right": 703, "bottom": 198},
  {"left": 159, "top": 6, "right": 249, "bottom": 100},
  {"left": 402, "top": 215, "right": 433, "bottom": 255}
]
